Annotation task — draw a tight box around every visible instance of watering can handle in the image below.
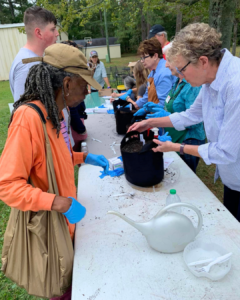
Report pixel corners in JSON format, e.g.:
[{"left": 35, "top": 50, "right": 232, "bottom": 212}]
[{"left": 159, "top": 202, "right": 203, "bottom": 235}]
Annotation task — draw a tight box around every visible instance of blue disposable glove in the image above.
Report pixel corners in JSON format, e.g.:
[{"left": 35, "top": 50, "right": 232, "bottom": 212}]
[
  {"left": 119, "top": 89, "right": 132, "bottom": 100},
  {"left": 146, "top": 109, "right": 171, "bottom": 119},
  {"left": 63, "top": 197, "right": 86, "bottom": 224},
  {"left": 133, "top": 108, "right": 147, "bottom": 117},
  {"left": 158, "top": 132, "right": 172, "bottom": 142},
  {"left": 85, "top": 153, "right": 109, "bottom": 174},
  {"left": 143, "top": 102, "right": 164, "bottom": 113}
]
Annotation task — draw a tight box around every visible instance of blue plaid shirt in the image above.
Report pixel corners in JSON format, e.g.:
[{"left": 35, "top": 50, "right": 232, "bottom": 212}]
[{"left": 170, "top": 49, "right": 240, "bottom": 191}]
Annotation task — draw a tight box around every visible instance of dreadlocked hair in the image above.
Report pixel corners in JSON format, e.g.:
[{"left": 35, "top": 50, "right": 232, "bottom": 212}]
[{"left": 12, "top": 63, "right": 79, "bottom": 136}]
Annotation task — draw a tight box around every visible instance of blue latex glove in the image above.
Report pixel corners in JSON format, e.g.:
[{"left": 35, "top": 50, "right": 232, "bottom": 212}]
[
  {"left": 119, "top": 89, "right": 132, "bottom": 100},
  {"left": 143, "top": 102, "right": 164, "bottom": 112},
  {"left": 107, "top": 109, "right": 114, "bottom": 114},
  {"left": 63, "top": 197, "right": 86, "bottom": 224},
  {"left": 98, "top": 104, "right": 107, "bottom": 108},
  {"left": 85, "top": 153, "right": 109, "bottom": 174},
  {"left": 133, "top": 108, "right": 147, "bottom": 117},
  {"left": 99, "top": 168, "right": 124, "bottom": 179},
  {"left": 146, "top": 109, "right": 171, "bottom": 119},
  {"left": 158, "top": 132, "right": 172, "bottom": 142}
]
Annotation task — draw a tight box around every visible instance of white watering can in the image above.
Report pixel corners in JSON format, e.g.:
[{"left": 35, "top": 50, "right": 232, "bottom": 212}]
[{"left": 108, "top": 202, "right": 203, "bottom": 253}]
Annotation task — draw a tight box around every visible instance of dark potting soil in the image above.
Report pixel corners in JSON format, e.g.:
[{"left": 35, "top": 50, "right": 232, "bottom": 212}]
[
  {"left": 122, "top": 140, "right": 143, "bottom": 153},
  {"left": 122, "top": 140, "right": 152, "bottom": 153}
]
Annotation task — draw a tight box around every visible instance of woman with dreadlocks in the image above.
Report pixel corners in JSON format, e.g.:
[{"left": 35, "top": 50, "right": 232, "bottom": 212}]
[{"left": 0, "top": 43, "right": 109, "bottom": 299}]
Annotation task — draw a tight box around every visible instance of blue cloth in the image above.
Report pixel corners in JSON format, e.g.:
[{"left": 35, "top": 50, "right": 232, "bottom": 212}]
[
  {"left": 158, "top": 132, "right": 172, "bottom": 142},
  {"left": 170, "top": 79, "right": 205, "bottom": 141},
  {"left": 63, "top": 197, "right": 86, "bottom": 224},
  {"left": 119, "top": 89, "right": 132, "bottom": 100},
  {"left": 85, "top": 154, "right": 109, "bottom": 174},
  {"left": 146, "top": 109, "right": 170, "bottom": 119},
  {"left": 98, "top": 104, "right": 107, "bottom": 108},
  {"left": 135, "top": 59, "right": 177, "bottom": 108},
  {"left": 91, "top": 61, "right": 107, "bottom": 90},
  {"left": 99, "top": 167, "right": 124, "bottom": 179},
  {"left": 107, "top": 109, "right": 114, "bottom": 114},
  {"left": 133, "top": 108, "right": 147, "bottom": 116},
  {"left": 169, "top": 49, "right": 240, "bottom": 191},
  {"left": 143, "top": 102, "right": 164, "bottom": 112}
]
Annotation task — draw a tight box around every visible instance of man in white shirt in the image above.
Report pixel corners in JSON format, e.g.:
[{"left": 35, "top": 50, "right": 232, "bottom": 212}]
[
  {"left": 148, "top": 24, "right": 171, "bottom": 60},
  {"left": 9, "top": 6, "right": 59, "bottom": 102}
]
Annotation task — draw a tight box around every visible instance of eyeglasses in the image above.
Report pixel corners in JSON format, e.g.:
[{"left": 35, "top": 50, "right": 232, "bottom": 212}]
[
  {"left": 176, "top": 61, "right": 191, "bottom": 75},
  {"left": 140, "top": 55, "right": 150, "bottom": 62}
]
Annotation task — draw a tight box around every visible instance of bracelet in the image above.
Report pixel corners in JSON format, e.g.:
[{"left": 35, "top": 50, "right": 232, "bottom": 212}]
[
  {"left": 180, "top": 143, "right": 185, "bottom": 155},
  {"left": 107, "top": 86, "right": 111, "bottom": 89}
]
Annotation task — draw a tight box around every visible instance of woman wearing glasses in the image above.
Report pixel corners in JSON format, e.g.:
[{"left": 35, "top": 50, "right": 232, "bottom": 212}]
[
  {"left": 129, "top": 23, "right": 240, "bottom": 221},
  {"left": 143, "top": 54, "right": 206, "bottom": 173},
  {"left": 87, "top": 50, "right": 111, "bottom": 93},
  {"left": 134, "top": 38, "right": 176, "bottom": 109}
]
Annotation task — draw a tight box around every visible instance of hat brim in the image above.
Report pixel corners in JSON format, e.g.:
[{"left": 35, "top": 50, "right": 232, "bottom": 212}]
[
  {"left": 148, "top": 32, "right": 156, "bottom": 39},
  {"left": 79, "top": 73, "right": 102, "bottom": 90}
]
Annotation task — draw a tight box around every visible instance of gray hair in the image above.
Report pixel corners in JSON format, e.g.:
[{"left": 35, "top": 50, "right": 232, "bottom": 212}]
[
  {"left": 156, "top": 31, "right": 167, "bottom": 39},
  {"left": 167, "top": 23, "right": 222, "bottom": 65},
  {"left": 124, "top": 76, "right": 136, "bottom": 90}
]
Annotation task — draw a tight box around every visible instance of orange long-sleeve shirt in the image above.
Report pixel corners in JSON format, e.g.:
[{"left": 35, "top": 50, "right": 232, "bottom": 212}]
[{"left": 0, "top": 101, "right": 84, "bottom": 239}]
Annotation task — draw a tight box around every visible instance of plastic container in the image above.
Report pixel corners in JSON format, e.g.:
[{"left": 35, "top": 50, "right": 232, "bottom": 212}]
[
  {"left": 81, "top": 142, "right": 88, "bottom": 153},
  {"left": 166, "top": 189, "right": 182, "bottom": 213},
  {"left": 183, "top": 240, "right": 232, "bottom": 281}
]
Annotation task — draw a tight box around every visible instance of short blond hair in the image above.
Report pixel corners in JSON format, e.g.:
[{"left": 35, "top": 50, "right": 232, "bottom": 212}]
[{"left": 167, "top": 23, "right": 222, "bottom": 64}]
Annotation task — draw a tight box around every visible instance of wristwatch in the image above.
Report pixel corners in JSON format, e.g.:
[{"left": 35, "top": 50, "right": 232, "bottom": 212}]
[
  {"left": 180, "top": 143, "right": 185, "bottom": 155},
  {"left": 107, "top": 86, "right": 111, "bottom": 89}
]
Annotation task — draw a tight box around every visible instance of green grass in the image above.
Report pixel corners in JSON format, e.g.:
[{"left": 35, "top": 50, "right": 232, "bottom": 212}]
[{"left": 0, "top": 55, "right": 224, "bottom": 298}]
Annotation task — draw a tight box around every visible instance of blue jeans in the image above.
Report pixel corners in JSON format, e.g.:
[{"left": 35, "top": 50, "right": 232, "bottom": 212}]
[{"left": 180, "top": 138, "right": 205, "bottom": 173}]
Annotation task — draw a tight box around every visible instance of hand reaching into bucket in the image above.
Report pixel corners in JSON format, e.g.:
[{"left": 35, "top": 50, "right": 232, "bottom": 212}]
[{"left": 128, "top": 120, "right": 150, "bottom": 133}]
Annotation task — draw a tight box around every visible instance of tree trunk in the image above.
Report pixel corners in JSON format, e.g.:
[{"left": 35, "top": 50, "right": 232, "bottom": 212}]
[
  {"left": 209, "top": 0, "right": 236, "bottom": 49},
  {"left": 220, "top": 0, "right": 235, "bottom": 49},
  {"left": 209, "top": 0, "right": 222, "bottom": 31},
  {"left": 232, "top": 19, "right": 238, "bottom": 56},
  {"left": 99, "top": 10, "right": 105, "bottom": 37},
  {"left": 176, "top": 6, "right": 182, "bottom": 33},
  {"left": 8, "top": 0, "right": 15, "bottom": 18},
  {"left": 141, "top": 9, "right": 147, "bottom": 41},
  {"left": 147, "top": 11, "right": 151, "bottom": 34}
]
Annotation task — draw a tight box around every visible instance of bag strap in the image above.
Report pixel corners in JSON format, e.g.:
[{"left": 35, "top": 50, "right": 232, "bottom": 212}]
[{"left": 24, "top": 103, "right": 59, "bottom": 196}]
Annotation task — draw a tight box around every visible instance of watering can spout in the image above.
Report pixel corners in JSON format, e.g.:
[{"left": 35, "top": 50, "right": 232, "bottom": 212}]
[{"left": 107, "top": 210, "right": 149, "bottom": 236}]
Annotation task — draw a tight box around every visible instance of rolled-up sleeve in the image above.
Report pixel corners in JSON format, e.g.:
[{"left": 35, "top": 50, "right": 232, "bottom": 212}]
[{"left": 199, "top": 83, "right": 240, "bottom": 166}]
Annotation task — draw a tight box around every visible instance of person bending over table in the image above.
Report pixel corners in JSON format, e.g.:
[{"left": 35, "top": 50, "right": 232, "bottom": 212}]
[
  {"left": 87, "top": 50, "right": 111, "bottom": 93},
  {"left": 0, "top": 43, "right": 109, "bottom": 300},
  {"left": 140, "top": 56, "right": 205, "bottom": 173},
  {"left": 129, "top": 23, "right": 240, "bottom": 222}
]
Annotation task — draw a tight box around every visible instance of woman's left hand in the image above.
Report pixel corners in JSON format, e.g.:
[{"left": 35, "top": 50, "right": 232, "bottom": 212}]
[{"left": 152, "top": 139, "right": 178, "bottom": 153}]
